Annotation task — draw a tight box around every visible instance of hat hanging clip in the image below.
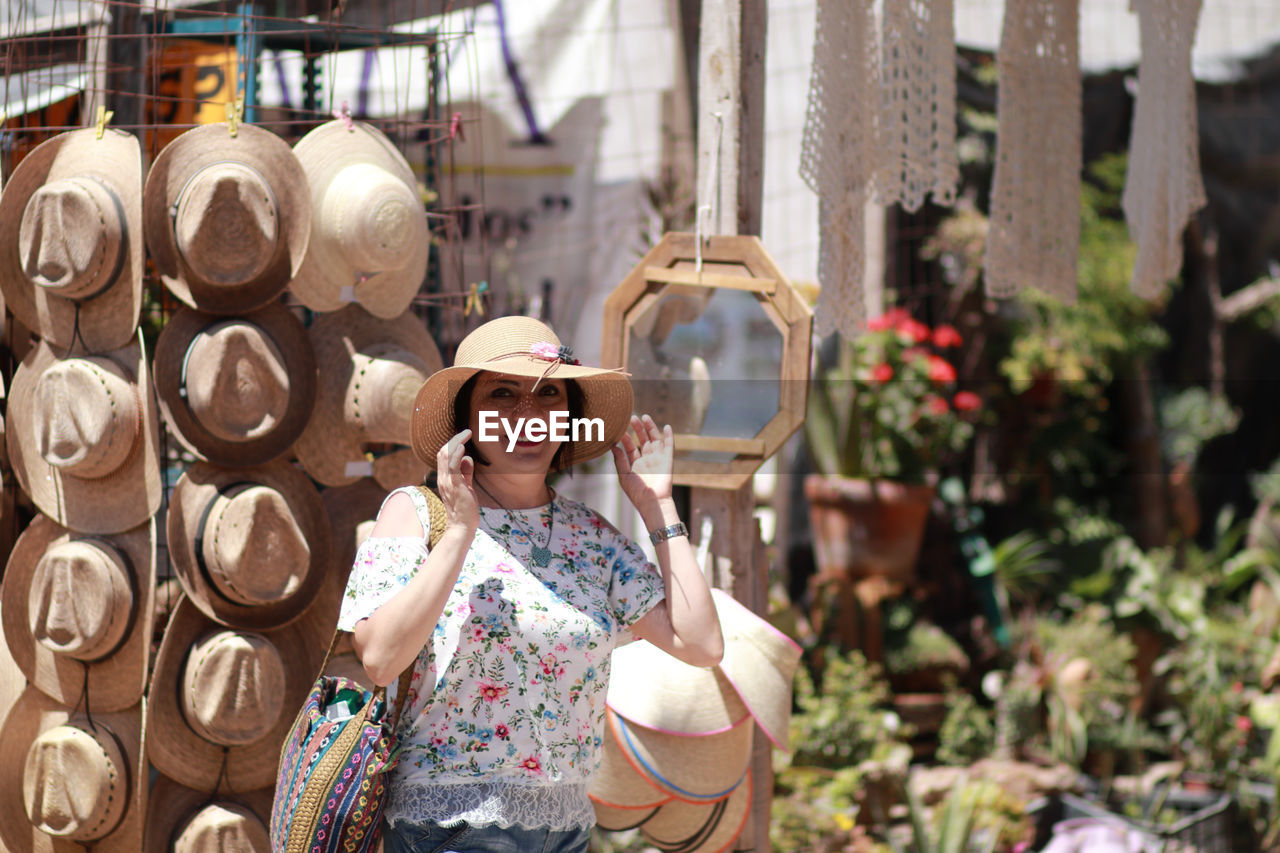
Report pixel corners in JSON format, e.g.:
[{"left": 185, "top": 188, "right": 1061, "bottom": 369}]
[
  {"left": 94, "top": 105, "right": 114, "bottom": 140},
  {"left": 225, "top": 99, "right": 244, "bottom": 137},
  {"left": 332, "top": 100, "right": 355, "bottom": 132},
  {"left": 463, "top": 281, "right": 488, "bottom": 317}
]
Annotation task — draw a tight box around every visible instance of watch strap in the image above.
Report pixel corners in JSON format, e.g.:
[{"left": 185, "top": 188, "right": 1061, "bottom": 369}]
[{"left": 648, "top": 522, "right": 689, "bottom": 545}]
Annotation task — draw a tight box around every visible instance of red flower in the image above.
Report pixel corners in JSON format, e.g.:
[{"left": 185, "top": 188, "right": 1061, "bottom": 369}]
[
  {"left": 870, "top": 363, "right": 894, "bottom": 382},
  {"left": 932, "top": 324, "right": 963, "bottom": 348},
  {"left": 924, "top": 396, "right": 949, "bottom": 416},
  {"left": 478, "top": 681, "right": 509, "bottom": 702},
  {"left": 1236, "top": 715, "right": 1254, "bottom": 734},
  {"left": 521, "top": 755, "right": 542, "bottom": 773},
  {"left": 495, "top": 724, "right": 509, "bottom": 739},
  {"left": 866, "top": 315, "right": 895, "bottom": 332},
  {"left": 900, "top": 318, "right": 931, "bottom": 344},
  {"left": 927, "top": 355, "right": 957, "bottom": 383},
  {"left": 953, "top": 391, "right": 981, "bottom": 411}
]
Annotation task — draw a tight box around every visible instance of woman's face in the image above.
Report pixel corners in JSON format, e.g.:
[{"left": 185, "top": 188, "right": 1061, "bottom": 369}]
[{"left": 467, "top": 372, "right": 569, "bottom": 475}]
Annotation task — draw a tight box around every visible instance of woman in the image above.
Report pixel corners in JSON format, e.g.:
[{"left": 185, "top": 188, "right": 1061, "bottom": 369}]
[{"left": 338, "top": 316, "right": 723, "bottom": 853}]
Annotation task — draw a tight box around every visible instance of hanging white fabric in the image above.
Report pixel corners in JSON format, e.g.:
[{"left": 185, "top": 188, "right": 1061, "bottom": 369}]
[
  {"left": 799, "top": 0, "right": 878, "bottom": 338},
  {"left": 876, "top": 0, "right": 960, "bottom": 213},
  {"left": 1122, "top": 0, "right": 1206, "bottom": 301},
  {"left": 984, "top": 0, "right": 1082, "bottom": 303}
]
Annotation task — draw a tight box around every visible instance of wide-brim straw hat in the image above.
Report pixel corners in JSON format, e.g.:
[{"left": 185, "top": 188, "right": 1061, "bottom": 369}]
[
  {"left": 146, "top": 596, "right": 324, "bottom": 792},
  {"left": 145, "top": 775, "right": 272, "bottom": 853},
  {"left": 607, "top": 639, "right": 750, "bottom": 736},
  {"left": 1, "top": 515, "right": 155, "bottom": 712},
  {"left": 154, "top": 303, "right": 317, "bottom": 466},
  {"left": 589, "top": 706, "right": 673, "bottom": 812},
  {"left": 289, "top": 120, "right": 428, "bottom": 318},
  {"left": 607, "top": 708, "right": 753, "bottom": 804},
  {"left": 168, "top": 459, "right": 331, "bottom": 630},
  {"left": 294, "top": 304, "right": 442, "bottom": 487},
  {"left": 0, "top": 127, "right": 144, "bottom": 353},
  {"left": 711, "top": 588, "right": 803, "bottom": 750},
  {"left": 0, "top": 688, "right": 146, "bottom": 853},
  {"left": 143, "top": 122, "right": 310, "bottom": 314},
  {"left": 640, "top": 771, "right": 752, "bottom": 853},
  {"left": 412, "top": 316, "right": 633, "bottom": 471},
  {"left": 6, "top": 332, "right": 162, "bottom": 534}
]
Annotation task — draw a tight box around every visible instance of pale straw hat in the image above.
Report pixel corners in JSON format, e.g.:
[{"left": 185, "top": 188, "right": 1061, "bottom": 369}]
[
  {"left": 6, "top": 332, "right": 162, "bottom": 534},
  {"left": 143, "top": 123, "right": 310, "bottom": 314},
  {"left": 289, "top": 120, "right": 428, "bottom": 318},
  {"left": 710, "top": 588, "right": 803, "bottom": 750},
  {"left": 592, "top": 800, "right": 662, "bottom": 833},
  {"left": 0, "top": 127, "right": 144, "bottom": 352},
  {"left": 154, "top": 304, "right": 317, "bottom": 466},
  {"left": 639, "top": 771, "right": 752, "bottom": 853},
  {"left": 293, "top": 305, "right": 442, "bottom": 487},
  {"left": 589, "top": 706, "right": 673, "bottom": 811},
  {"left": 0, "top": 687, "right": 145, "bottom": 853},
  {"left": 167, "top": 460, "right": 331, "bottom": 630},
  {"left": 412, "top": 316, "right": 634, "bottom": 470},
  {"left": 146, "top": 596, "right": 324, "bottom": 792},
  {"left": 145, "top": 776, "right": 272, "bottom": 853},
  {"left": 607, "top": 639, "right": 750, "bottom": 736},
  {"left": 607, "top": 708, "right": 753, "bottom": 804},
  {"left": 1, "top": 515, "right": 154, "bottom": 712}
]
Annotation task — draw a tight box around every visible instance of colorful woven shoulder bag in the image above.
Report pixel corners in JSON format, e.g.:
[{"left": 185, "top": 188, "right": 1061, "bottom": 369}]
[{"left": 270, "top": 486, "right": 447, "bottom": 853}]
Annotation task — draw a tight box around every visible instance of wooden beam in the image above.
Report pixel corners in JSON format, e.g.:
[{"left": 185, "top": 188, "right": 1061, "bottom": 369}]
[{"left": 645, "top": 266, "right": 776, "bottom": 293}]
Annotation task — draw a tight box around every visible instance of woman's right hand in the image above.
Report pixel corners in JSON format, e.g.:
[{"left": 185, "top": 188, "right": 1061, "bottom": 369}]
[{"left": 437, "top": 429, "right": 479, "bottom": 533}]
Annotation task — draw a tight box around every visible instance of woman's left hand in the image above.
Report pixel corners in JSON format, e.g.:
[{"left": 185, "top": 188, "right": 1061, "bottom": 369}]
[{"left": 611, "top": 414, "right": 674, "bottom": 509}]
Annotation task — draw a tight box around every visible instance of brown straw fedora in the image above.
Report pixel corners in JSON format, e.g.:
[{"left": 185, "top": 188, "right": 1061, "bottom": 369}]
[
  {"left": 143, "top": 123, "right": 310, "bottom": 315},
  {"left": 607, "top": 639, "right": 750, "bottom": 736},
  {"left": 146, "top": 596, "right": 324, "bottom": 792},
  {"left": 1, "top": 515, "right": 155, "bottom": 712},
  {"left": 6, "top": 332, "right": 162, "bottom": 534},
  {"left": 639, "top": 771, "right": 752, "bottom": 853},
  {"left": 289, "top": 120, "right": 428, "bottom": 318},
  {"left": 607, "top": 708, "right": 753, "bottom": 805},
  {"left": 154, "top": 304, "right": 317, "bottom": 466},
  {"left": 711, "top": 588, "right": 803, "bottom": 750},
  {"left": 167, "top": 459, "right": 331, "bottom": 630},
  {"left": 0, "top": 687, "right": 145, "bottom": 853},
  {"left": 294, "top": 304, "right": 442, "bottom": 487},
  {"left": 412, "top": 316, "right": 633, "bottom": 470},
  {"left": 0, "top": 127, "right": 144, "bottom": 353},
  {"left": 145, "top": 775, "right": 273, "bottom": 853}
]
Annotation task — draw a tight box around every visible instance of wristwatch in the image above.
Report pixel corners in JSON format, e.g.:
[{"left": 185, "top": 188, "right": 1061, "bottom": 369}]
[{"left": 649, "top": 522, "right": 689, "bottom": 545}]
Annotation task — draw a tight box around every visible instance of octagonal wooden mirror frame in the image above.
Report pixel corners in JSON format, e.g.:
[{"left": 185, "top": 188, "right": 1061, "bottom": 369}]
[{"left": 601, "top": 232, "right": 813, "bottom": 490}]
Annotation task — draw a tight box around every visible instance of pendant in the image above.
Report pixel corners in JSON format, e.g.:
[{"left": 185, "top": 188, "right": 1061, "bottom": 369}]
[{"left": 530, "top": 545, "right": 552, "bottom": 567}]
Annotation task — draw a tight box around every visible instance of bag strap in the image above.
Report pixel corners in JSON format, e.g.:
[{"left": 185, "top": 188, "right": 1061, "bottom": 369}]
[{"left": 314, "top": 485, "right": 452, "bottom": 721}]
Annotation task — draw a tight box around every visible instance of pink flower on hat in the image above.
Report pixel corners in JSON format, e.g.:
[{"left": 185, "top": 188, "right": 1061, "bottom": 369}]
[{"left": 529, "top": 341, "right": 580, "bottom": 365}]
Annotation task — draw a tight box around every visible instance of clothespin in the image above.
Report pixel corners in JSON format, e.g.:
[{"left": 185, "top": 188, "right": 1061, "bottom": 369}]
[
  {"left": 463, "top": 281, "right": 488, "bottom": 317},
  {"left": 225, "top": 99, "right": 244, "bottom": 137},
  {"left": 94, "top": 105, "right": 114, "bottom": 140},
  {"left": 449, "top": 112, "right": 465, "bottom": 142},
  {"left": 332, "top": 100, "right": 355, "bottom": 132}
]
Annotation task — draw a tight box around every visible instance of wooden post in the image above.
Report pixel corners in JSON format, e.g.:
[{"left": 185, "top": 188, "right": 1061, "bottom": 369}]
[{"left": 692, "top": 1, "right": 770, "bottom": 849}]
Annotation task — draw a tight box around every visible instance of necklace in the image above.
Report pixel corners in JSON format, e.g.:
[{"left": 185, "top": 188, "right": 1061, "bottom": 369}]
[{"left": 474, "top": 480, "right": 556, "bottom": 567}]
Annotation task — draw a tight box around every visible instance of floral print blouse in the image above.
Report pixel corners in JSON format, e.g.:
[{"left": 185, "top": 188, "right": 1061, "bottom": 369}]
[{"left": 338, "top": 487, "right": 665, "bottom": 831}]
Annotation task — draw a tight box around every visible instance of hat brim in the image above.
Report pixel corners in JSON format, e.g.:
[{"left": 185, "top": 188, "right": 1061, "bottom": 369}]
[
  {"left": 154, "top": 303, "right": 317, "bottom": 466},
  {"left": 640, "top": 771, "right": 752, "bottom": 853},
  {"left": 145, "top": 775, "right": 273, "bottom": 853},
  {"left": 143, "top": 123, "right": 310, "bottom": 314},
  {"left": 1, "top": 516, "right": 155, "bottom": 712},
  {"left": 146, "top": 596, "right": 325, "bottom": 792},
  {"left": 712, "top": 589, "right": 803, "bottom": 750},
  {"left": 589, "top": 710, "right": 673, "bottom": 811},
  {"left": 0, "top": 688, "right": 146, "bottom": 853},
  {"left": 167, "top": 459, "right": 332, "bottom": 630},
  {"left": 6, "top": 333, "right": 162, "bottom": 534},
  {"left": 289, "top": 121, "right": 428, "bottom": 318},
  {"left": 607, "top": 639, "right": 750, "bottom": 736},
  {"left": 411, "top": 361, "right": 634, "bottom": 471},
  {"left": 608, "top": 709, "right": 753, "bottom": 805},
  {"left": 0, "top": 128, "right": 145, "bottom": 353},
  {"left": 294, "top": 304, "right": 442, "bottom": 487}
]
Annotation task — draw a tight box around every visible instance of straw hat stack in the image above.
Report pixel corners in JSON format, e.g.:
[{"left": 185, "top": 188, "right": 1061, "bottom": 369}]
[
  {"left": 590, "top": 589, "right": 803, "bottom": 852},
  {"left": 0, "top": 126, "right": 159, "bottom": 851}
]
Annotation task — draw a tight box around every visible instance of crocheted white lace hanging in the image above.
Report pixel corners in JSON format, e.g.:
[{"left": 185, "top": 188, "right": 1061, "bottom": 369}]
[
  {"left": 876, "top": 0, "right": 959, "bottom": 213},
  {"left": 1122, "top": 0, "right": 1206, "bottom": 301},
  {"left": 984, "top": 0, "right": 1082, "bottom": 303},
  {"left": 800, "top": 0, "right": 878, "bottom": 337}
]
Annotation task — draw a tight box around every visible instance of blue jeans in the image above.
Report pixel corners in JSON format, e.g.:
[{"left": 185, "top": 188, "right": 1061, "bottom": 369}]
[{"left": 381, "top": 819, "right": 591, "bottom": 853}]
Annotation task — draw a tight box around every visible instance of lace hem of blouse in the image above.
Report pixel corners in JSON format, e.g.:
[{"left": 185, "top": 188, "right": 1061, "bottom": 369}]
[{"left": 384, "top": 780, "right": 596, "bottom": 831}]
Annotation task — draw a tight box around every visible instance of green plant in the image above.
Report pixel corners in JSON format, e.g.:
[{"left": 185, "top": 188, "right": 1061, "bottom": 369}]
[
  {"left": 791, "top": 648, "right": 911, "bottom": 769},
  {"left": 889, "top": 776, "right": 997, "bottom": 853},
  {"left": 807, "top": 310, "right": 978, "bottom": 484},
  {"left": 884, "top": 621, "right": 970, "bottom": 681},
  {"left": 937, "top": 692, "right": 995, "bottom": 767},
  {"left": 771, "top": 765, "right": 894, "bottom": 853},
  {"left": 1158, "top": 386, "right": 1240, "bottom": 464}
]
